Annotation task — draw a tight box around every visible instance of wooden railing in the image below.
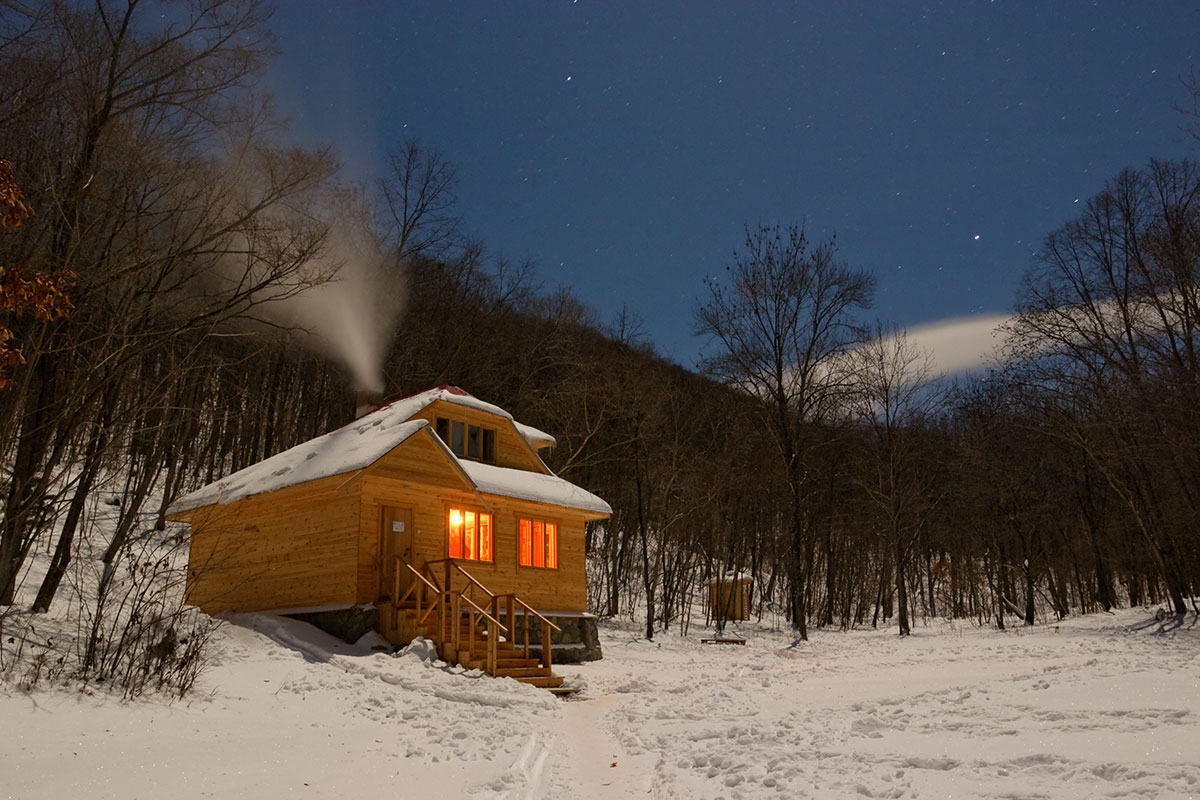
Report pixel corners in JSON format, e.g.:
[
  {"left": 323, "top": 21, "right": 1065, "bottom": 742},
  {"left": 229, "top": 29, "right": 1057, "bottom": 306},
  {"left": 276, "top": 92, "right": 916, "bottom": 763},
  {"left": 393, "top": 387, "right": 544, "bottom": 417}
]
[
  {"left": 395, "top": 560, "right": 444, "bottom": 642},
  {"left": 494, "top": 593, "right": 562, "bottom": 669},
  {"left": 411, "top": 558, "right": 560, "bottom": 674},
  {"left": 452, "top": 589, "right": 503, "bottom": 674}
]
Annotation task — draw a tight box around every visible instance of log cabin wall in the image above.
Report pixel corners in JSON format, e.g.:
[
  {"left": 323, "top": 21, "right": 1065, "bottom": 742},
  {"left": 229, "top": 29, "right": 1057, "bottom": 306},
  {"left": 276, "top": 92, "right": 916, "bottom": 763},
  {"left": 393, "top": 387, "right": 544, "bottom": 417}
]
[
  {"left": 184, "top": 474, "right": 361, "bottom": 613},
  {"left": 357, "top": 476, "right": 590, "bottom": 613}
]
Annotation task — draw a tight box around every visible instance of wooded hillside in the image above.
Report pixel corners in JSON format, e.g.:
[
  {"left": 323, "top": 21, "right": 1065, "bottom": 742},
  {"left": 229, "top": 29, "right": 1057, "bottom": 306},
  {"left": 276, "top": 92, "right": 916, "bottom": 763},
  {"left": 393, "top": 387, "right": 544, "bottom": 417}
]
[{"left": 1, "top": 1, "right": 1196, "bottom": 654}]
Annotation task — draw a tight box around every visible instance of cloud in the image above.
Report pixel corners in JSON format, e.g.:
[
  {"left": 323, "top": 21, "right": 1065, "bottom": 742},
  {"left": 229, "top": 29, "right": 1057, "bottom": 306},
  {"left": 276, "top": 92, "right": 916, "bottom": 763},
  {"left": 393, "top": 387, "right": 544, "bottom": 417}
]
[{"left": 903, "top": 312, "right": 1012, "bottom": 375}]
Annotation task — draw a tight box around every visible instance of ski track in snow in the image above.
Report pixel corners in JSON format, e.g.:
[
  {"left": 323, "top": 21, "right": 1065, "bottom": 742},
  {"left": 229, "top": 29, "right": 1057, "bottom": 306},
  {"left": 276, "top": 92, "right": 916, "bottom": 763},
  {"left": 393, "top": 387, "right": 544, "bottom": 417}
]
[
  {"left": 1, "top": 609, "right": 1198, "bottom": 799},
  {"left": 561, "top": 615, "right": 1200, "bottom": 799}
]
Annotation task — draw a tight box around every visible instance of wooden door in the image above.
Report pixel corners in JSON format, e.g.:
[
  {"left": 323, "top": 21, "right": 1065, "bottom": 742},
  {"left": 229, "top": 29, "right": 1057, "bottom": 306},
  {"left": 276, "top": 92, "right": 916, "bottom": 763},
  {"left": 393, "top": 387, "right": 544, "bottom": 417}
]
[{"left": 379, "top": 506, "right": 414, "bottom": 602}]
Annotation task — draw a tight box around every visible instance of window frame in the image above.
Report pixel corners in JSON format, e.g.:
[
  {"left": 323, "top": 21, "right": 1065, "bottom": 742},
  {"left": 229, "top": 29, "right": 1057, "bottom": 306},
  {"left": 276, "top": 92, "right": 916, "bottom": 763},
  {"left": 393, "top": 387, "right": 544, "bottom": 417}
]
[
  {"left": 434, "top": 416, "right": 497, "bottom": 464},
  {"left": 446, "top": 505, "right": 494, "bottom": 563},
  {"left": 517, "top": 517, "right": 560, "bottom": 570}
]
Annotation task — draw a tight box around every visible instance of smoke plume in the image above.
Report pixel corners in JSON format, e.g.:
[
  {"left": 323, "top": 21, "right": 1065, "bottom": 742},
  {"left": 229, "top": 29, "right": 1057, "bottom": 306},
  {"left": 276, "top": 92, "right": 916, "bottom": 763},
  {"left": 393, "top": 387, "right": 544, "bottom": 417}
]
[{"left": 275, "top": 218, "right": 405, "bottom": 393}]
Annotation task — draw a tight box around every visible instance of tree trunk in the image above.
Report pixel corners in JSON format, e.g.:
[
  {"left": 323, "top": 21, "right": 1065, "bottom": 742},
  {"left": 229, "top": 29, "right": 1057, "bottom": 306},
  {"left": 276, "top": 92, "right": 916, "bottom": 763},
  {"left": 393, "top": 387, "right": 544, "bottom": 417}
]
[
  {"left": 32, "top": 413, "right": 110, "bottom": 612},
  {"left": 894, "top": 531, "right": 910, "bottom": 636}
]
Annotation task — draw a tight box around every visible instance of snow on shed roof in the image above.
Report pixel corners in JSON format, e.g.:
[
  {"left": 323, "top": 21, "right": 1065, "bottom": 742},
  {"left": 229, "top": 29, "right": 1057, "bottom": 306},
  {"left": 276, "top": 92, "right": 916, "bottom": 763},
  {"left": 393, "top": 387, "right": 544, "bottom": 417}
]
[{"left": 460, "top": 460, "right": 611, "bottom": 516}]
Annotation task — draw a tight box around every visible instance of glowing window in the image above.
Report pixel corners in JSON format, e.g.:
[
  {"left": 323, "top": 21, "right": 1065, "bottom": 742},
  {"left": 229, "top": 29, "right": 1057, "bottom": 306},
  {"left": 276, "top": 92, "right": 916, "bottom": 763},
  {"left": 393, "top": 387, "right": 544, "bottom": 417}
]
[
  {"left": 448, "top": 508, "right": 492, "bottom": 562},
  {"left": 519, "top": 518, "right": 558, "bottom": 569}
]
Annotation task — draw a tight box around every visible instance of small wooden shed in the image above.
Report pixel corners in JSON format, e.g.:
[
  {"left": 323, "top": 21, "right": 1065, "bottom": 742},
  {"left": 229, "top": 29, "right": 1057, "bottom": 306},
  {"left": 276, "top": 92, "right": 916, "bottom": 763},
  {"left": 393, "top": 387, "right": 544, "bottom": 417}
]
[
  {"left": 167, "top": 386, "right": 610, "bottom": 691},
  {"left": 707, "top": 575, "right": 753, "bottom": 621}
]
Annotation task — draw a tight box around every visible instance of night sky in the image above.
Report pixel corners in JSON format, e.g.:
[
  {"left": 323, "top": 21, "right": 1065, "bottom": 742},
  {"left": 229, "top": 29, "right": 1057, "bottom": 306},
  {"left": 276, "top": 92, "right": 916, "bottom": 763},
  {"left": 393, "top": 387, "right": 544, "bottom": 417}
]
[{"left": 268, "top": 2, "right": 1197, "bottom": 368}]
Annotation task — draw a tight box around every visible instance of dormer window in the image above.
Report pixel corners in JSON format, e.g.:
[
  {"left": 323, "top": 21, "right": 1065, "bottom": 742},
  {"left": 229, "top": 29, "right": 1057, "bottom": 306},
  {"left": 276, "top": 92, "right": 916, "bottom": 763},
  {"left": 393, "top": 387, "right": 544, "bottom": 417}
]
[{"left": 435, "top": 417, "right": 495, "bottom": 463}]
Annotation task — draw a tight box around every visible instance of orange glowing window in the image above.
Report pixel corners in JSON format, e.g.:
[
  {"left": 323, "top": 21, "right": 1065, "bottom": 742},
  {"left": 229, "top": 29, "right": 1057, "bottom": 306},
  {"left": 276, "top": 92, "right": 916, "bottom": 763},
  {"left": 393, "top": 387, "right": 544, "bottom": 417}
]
[
  {"left": 479, "top": 513, "right": 493, "bottom": 561},
  {"left": 448, "top": 508, "right": 492, "bottom": 562},
  {"left": 532, "top": 521, "right": 544, "bottom": 567},
  {"left": 520, "top": 519, "right": 532, "bottom": 565},
  {"left": 519, "top": 518, "right": 559, "bottom": 569}
]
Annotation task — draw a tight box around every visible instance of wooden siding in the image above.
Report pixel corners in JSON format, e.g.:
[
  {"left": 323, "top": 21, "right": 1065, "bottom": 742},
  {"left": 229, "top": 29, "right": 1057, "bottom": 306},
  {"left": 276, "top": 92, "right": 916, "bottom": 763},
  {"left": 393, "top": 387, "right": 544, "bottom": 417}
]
[
  {"left": 412, "top": 398, "right": 548, "bottom": 473},
  {"left": 357, "top": 476, "right": 589, "bottom": 612},
  {"left": 367, "top": 427, "right": 476, "bottom": 490},
  {"left": 185, "top": 475, "right": 361, "bottom": 613}
]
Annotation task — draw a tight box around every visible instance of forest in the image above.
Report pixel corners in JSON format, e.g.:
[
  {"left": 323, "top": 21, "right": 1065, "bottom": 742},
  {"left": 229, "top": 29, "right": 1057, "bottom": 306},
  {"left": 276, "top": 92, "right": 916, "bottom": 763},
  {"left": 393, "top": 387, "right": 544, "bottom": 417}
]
[{"left": 1, "top": 0, "right": 1198, "bottom": 693}]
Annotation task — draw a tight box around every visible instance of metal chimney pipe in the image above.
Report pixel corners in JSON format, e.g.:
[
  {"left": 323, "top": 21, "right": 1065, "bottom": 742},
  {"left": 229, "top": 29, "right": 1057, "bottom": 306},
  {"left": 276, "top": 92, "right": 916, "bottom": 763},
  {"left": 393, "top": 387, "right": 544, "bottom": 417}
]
[{"left": 355, "top": 389, "right": 385, "bottom": 419}]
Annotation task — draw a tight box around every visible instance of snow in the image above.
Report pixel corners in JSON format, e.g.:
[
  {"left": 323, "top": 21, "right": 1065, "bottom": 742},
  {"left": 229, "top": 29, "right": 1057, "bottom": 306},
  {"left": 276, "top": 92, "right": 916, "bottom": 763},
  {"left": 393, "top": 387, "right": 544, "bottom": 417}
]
[
  {"left": 168, "top": 387, "right": 590, "bottom": 515},
  {"left": 460, "top": 460, "right": 612, "bottom": 516},
  {"left": 4, "top": 608, "right": 1198, "bottom": 799},
  {"left": 513, "top": 420, "right": 557, "bottom": 449},
  {"left": 168, "top": 416, "right": 429, "bottom": 514}
]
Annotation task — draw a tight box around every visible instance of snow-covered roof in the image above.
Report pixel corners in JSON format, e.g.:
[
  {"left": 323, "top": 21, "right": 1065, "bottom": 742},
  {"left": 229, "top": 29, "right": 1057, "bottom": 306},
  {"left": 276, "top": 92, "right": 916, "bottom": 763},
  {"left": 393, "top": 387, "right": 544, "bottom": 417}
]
[
  {"left": 513, "top": 420, "right": 556, "bottom": 449},
  {"left": 168, "top": 385, "right": 606, "bottom": 517},
  {"left": 412, "top": 385, "right": 514, "bottom": 420},
  {"left": 368, "top": 385, "right": 554, "bottom": 449},
  {"left": 169, "top": 416, "right": 431, "bottom": 514},
  {"left": 460, "top": 460, "right": 611, "bottom": 516}
]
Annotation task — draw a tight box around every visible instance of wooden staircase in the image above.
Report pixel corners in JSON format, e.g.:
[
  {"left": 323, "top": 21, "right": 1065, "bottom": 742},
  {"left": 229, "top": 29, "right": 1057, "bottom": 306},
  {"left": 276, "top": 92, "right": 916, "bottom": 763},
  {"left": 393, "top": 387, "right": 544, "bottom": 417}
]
[{"left": 389, "top": 558, "right": 577, "bottom": 696}]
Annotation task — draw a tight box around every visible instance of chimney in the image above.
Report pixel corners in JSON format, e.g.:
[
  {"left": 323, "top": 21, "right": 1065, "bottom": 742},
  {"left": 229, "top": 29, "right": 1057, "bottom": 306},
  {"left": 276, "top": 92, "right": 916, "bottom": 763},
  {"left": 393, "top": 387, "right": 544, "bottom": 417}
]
[{"left": 355, "top": 388, "right": 385, "bottom": 419}]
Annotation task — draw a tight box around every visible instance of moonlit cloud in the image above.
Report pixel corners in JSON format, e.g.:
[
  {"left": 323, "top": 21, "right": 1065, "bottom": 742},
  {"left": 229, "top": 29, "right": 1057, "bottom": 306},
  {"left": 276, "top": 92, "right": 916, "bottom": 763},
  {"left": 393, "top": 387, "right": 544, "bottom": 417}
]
[{"left": 903, "top": 312, "right": 1012, "bottom": 375}]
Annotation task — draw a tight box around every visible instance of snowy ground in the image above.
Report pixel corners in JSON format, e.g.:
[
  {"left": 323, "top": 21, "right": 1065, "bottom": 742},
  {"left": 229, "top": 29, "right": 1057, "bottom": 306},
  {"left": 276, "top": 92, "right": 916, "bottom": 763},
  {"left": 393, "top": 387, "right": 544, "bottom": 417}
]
[{"left": 2, "top": 607, "right": 1198, "bottom": 799}]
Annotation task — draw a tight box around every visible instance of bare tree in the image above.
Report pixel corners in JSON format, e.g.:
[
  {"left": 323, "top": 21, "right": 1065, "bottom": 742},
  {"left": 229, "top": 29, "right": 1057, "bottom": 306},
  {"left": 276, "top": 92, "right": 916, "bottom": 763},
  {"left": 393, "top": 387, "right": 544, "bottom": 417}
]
[
  {"left": 696, "top": 224, "right": 874, "bottom": 639},
  {"left": 378, "top": 138, "right": 461, "bottom": 262},
  {"left": 0, "top": 0, "right": 334, "bottom": 606},
  {"left": 1005, "top": 160, "right": 1200, "bottom": 614}
]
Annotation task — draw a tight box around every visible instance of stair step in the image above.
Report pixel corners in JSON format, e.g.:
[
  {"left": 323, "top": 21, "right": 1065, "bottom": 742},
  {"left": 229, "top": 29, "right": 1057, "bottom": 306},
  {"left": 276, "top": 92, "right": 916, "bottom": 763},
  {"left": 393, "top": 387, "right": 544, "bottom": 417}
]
[
  {"left": 495, "top": 658, "right": 541, "bottom": 669},
  {"left": 514, "top": 675, "right": 565, "bottom": 689},
  {"left": 463, "top": 657, "right": 542, "bottom": 670},
  {"left": 494, "top": 666, "right": 551, "bottom": 679},
  {"left": 392, "top": 596, "right": 567, "bottom": 695}
]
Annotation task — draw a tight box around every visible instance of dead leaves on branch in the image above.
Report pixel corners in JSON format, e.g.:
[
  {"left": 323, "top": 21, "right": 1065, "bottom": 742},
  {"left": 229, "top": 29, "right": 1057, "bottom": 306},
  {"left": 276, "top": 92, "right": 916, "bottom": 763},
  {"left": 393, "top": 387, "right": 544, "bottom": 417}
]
[
  {"left": 0, "top": 160, "right": 33, "bottom": 229},
  {"left": 0, "top": 160, "right": 74, "bottom": 389}
]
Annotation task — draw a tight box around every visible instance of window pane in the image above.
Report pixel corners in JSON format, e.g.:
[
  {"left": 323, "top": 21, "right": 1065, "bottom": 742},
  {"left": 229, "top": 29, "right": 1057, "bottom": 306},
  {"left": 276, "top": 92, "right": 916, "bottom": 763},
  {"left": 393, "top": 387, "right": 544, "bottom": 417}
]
[
  {"left": 435, "top": 417, "right": 449, "bottom": 445},
  {"left": 482, "top": 429, "right": 495, "bottom": 462},
  {"left": 465, "top": 511, "right": 476, "bottom": 560},
  {"left": 467, "top": 425, "right": 480, "bottom": 458},
  {"left": 451, "top": 421, "right": 465, "bottom": 455},
  {"left": 532, "top": 521, "right": 545, "bottom": 568},
  {"left": 480, "top": 514, "right": 492, "bottom": 561},
  {"left": 520, "top": 519, "right": 532, "bottom": 566},
  {"left": 546, "top": 523, "right": 558, "bottom": 568},
  {"left": 448, "top": 508, "right": 462, "bottom": 558}
]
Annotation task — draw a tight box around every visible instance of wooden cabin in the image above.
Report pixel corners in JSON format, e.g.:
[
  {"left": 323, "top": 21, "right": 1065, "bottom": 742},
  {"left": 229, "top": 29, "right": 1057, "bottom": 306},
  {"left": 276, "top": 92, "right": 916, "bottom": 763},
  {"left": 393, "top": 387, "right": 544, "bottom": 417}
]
[{"left": 167, "top": 386, "right": 610, "bottom": 692}]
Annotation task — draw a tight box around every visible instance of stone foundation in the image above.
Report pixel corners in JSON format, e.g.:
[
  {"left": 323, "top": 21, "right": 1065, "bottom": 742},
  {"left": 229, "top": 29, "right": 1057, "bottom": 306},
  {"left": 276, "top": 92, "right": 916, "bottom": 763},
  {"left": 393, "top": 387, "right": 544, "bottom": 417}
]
[
  {"left": 507, "top": 614, "right": 602, "bottom": 663},
  {"left": 289, "top": 607, "right": 380, "bottom": 645},
  {"left": 288, "top": 606, "right": 602, "bottom": 663}
]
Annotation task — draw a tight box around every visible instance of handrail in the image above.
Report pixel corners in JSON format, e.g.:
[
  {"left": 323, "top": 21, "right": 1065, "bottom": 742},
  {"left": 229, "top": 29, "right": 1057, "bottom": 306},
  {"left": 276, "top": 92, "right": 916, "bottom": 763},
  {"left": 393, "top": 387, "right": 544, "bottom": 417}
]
[
  {"left": 396, "top": 560, "right": 443, "bottom": 626},
  {"left": 420, "top": 563, "right": 443, "bottom": 591},
  {"left": 426, "top": 559, "right": 499, "bottom": 600},
  {"left": 403, "top": 561, "right": 439, "bottom": 595},
  {"left": 449, "top": 563, "right": 494, "bottom": 598},
  {"left": 407, "top": 558, "right": 560, "bottom": 673},
  {"left": 496, "top": 592, "right": 562, "bottom": 633},
  {"left": 458, "top": 593, "right": 502, "bottom": 628}
]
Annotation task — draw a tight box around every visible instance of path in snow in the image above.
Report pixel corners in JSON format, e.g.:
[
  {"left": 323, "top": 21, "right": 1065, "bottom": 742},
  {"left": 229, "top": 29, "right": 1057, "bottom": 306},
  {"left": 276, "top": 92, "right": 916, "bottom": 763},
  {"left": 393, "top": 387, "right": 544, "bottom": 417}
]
[
  {"left": 2, "top": 608, "right": 1197, "bottom": 799},
  {"left": 552, "top": 612, "right": 1200, "bottom": 799}
]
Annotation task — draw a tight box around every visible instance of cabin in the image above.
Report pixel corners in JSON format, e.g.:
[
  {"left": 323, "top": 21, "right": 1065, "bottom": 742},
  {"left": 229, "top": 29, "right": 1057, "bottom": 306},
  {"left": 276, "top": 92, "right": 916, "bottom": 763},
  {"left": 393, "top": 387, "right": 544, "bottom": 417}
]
[{"left": 167, "top": 386, "right": 611, "bottom": 693}]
